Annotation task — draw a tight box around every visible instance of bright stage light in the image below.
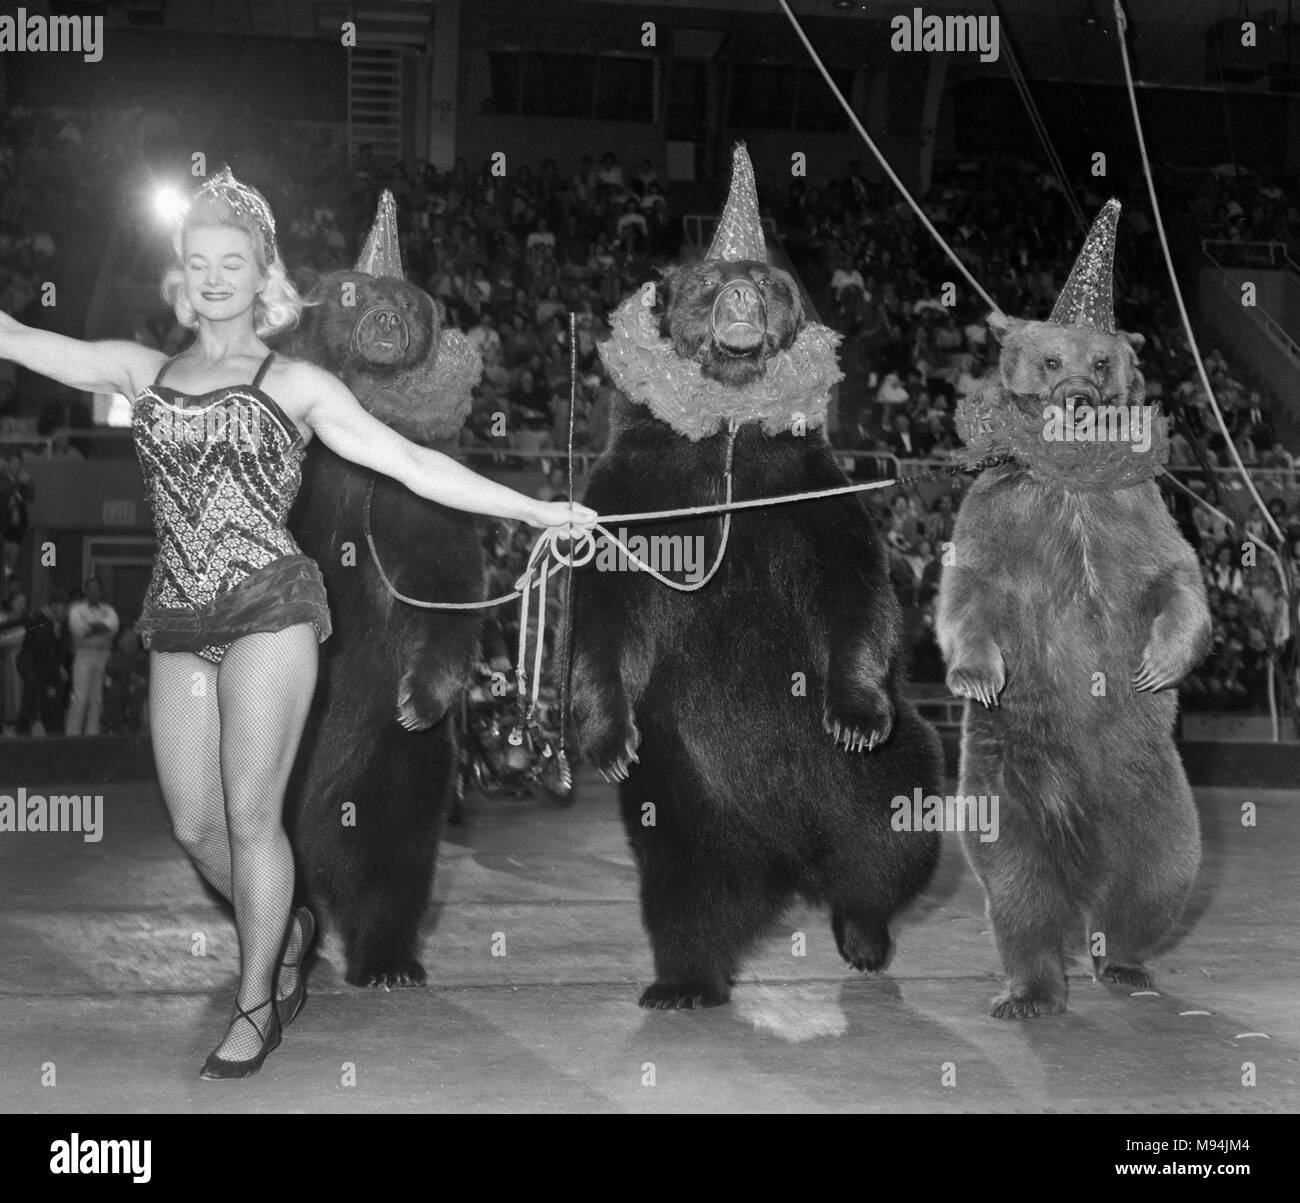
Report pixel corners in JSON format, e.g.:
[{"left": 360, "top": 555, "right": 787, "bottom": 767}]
[{"left": 152, "top": 184, "right": 188, "bottom": 225}]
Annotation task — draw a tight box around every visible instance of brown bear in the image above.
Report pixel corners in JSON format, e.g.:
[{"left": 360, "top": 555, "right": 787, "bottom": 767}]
[
  {"left": 570, "top": 144, "right": 943, "bottom": 1009},
  {"left": 936, "top": 199, "right": 1211, "bottom": 1018},
  {"left": 276, "top": 196, "right": 485, "bottom": 986}
]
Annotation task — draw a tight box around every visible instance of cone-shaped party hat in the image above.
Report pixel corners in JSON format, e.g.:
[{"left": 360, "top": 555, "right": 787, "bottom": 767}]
[
  {"left": 1049, "top": 198, "right": 1120, "bottom": 334},
  {"left": 706, "top": 142, "right": 768, "bottom": 262},
  {"left": 355, "top": 190, "right": 404, "bottom": 278}
]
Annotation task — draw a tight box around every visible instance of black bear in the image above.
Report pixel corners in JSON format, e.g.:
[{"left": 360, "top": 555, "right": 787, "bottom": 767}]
[
  {"left": 278, "top": 194, "right": 485, "bottom": 986},
  {"left": 570, "top": 144, "right": 943, "bottom": 1009},
  {"left": 936, "top": 199, "right": 1211, "bottom": 1018}
]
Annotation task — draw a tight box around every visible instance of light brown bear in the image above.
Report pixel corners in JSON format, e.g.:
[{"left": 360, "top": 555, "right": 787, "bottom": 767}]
[{"left": 936, "top": 200, "right": 1211, "bottom": 1018}]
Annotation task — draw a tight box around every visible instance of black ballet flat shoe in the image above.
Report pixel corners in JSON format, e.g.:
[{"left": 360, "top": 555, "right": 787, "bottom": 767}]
[
  {"left": 199, "top": 997, "right": 281, "bottom": 1081},
  {"left": 276, "top": 906, "right": 316, "bottom": 1028}
]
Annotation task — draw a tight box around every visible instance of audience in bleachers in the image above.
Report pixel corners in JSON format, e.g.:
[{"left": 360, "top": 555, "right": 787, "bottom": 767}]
[{"left": 0, "top": 103, "right": 1297, "bottom": 729}]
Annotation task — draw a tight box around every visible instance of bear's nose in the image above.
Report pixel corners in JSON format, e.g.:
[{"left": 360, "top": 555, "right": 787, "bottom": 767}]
[
  {"left": 714, "top": 280, "right": 764, "bottom": 326},
  {"left": 1051, "top": 375, "right": 1101, "bottom": 413}
]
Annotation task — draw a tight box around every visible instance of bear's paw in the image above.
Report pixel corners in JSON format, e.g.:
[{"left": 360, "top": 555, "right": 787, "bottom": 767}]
[
  {"left": 990, "top": 984, "right": 1068, "bottom": 1019},
  {"left": 346, "top": 959, "right": 428, "bottom": 989},
  {"left": 396, "top": 668, "right": 449, "bottom": 732},
  {"left": 587, "top": 715, "right": 642, "bottom": 784},
  {"left": 638, "top": 979, "right": 730, "bottom": 1010},
  {"left": 946, "top": 646, "right": 1007, "bottom": 708},
  {"left": 1133, "top": 615, "right": 1203, "bottom": 693}
]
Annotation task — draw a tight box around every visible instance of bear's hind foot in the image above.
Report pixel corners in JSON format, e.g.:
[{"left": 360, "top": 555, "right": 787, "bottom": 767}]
[
  {"left": 990, "top": 981, "right": 1068, "bottom": 1019},
  {"left": 831, "top": 908, "right": 895, "bottom": 973},
  {"left": 346, "top": 958, "right": 428, "bottom": 989},
  {"left": 1099, "top": 962, "right": 1153, "bottom": 990},
  {"left": 639, "top": 978, "right": 730, "bottom": 1010}
]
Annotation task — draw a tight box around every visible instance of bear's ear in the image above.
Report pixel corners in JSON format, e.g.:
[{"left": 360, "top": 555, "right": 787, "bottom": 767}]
[
  {"left": 1119, "top": 329, "right": 1146, "bottom": 354},
  {"left": 986, "top": 309, "right": 1023, "bottom": 346},
  {"left": 772, "top": 267, "right": 804, "bottom": 331}
]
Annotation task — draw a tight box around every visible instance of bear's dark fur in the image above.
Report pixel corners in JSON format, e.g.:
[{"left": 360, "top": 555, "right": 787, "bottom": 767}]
[
  {"left": 277, "top": 271, "right": 485, "bottom": 987},
  {"left": 570, "top": 258, "right": 944, "bottom": 1009},
  {"left": 936, "top": 311, "right": 1211, "bottom": 1018}
]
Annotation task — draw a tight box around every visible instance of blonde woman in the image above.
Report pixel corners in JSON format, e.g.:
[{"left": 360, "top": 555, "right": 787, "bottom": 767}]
[{"left": 0, "top": 169, "right": 595, "bottom": 1079}]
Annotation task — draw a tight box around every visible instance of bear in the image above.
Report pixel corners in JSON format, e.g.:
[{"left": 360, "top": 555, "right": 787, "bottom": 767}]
[
  {"left": 276, "top": 248, "right": 485, "bottom": 987},
  {"left": 935, "top": 199, "right": 1212, "bottom": 1018},
  {"left": 568, "top": 144, "right": 943, "bottom": 1009}
]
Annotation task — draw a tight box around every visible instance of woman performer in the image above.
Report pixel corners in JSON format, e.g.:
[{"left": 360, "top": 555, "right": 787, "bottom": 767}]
[{"left": 0, "top": 169, "right": 596, "bottom": 1079}]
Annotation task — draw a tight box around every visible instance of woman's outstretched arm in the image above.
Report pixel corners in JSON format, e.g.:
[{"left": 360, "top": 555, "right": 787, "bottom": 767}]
[
  {"left": 286, "top": 360, "right": 596, "bottom": 529},
  {"left": 0, "top": 311, "right": 165, "bottom": 398}
]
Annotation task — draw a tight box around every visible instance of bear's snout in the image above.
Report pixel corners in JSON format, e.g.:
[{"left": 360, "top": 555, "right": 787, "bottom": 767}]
[
  {"left": 711, "top": 280, "right": 766, "bottom": 352},
  {"left": 1050, "top": 374, "right": 1103, "bottom": 427},
  {"left": 352, "top": 304, "right": 412, "bottom": 365}
]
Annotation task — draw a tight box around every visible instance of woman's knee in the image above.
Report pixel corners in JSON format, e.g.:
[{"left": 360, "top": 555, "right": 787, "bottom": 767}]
[
  {"left": 170, "top": 809, "right": 226, "bottom": 858},
  {"left": 224, "top": 789, "right": 288, "bottom": 846}
]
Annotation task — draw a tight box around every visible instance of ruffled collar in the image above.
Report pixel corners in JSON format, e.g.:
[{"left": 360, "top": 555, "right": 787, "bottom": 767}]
[
  {"left": 954, "top": 385, "right": 1169, "bottom": 492},
  {"left": 598, "top": 294, "right": 844, "bottom": 440}
]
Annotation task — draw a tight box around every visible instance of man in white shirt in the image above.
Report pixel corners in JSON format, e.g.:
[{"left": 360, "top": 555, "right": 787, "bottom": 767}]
[{"left": 65, "top": 576, "right": 118, "bottom": 736}]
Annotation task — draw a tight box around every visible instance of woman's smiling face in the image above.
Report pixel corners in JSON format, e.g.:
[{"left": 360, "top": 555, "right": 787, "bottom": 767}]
[{"left": 182, "top": 225, "right": 265, "bottom": 324}]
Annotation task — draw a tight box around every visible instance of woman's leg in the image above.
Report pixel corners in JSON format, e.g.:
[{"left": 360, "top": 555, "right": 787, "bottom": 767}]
[
  {"left": 210, "top": 625, "right": 317, "bottom": 1059},
  {"left": 149, "top": 650, "right": 231, "bottom": 898}
]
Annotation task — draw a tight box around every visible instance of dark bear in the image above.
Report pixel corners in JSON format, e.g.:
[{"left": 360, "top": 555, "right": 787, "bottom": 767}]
[
  {"left": 936, "top": 201, "right": 1211, "bottom": 1018},
  {"left": 569, "top": 144, "right": 943, "bottom": 1010},
  {"left": 277, "top": 264, "right": 485, "bottom": 987}
]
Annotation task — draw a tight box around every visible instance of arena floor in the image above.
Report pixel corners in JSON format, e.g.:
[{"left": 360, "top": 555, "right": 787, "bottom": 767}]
[{"left": 0, "top": 772, "right": 1296, "bottom": 1114}]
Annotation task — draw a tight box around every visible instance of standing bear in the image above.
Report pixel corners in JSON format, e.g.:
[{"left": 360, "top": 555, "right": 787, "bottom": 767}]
[
  {"left": 277, "top": 195, "right": 485, "bottom": 986},
  {"left": 936, "top": 199, "right": 1211, "bottom": 1018},
  {"left": 570, "top": 144, "right": 943, "bottom": 1009}
]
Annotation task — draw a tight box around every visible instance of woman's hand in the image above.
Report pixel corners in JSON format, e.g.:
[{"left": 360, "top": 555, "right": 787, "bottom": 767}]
[{"left": 523, "top": 499, "right": 598, "bottom": 532}]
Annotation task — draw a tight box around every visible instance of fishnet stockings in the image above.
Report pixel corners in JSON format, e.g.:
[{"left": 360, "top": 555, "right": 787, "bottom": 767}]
[{"left": 150, "top": 625, "right": 317, "bottom": 1061}]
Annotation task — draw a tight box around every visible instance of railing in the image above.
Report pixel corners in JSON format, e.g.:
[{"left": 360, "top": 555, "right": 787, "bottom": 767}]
[
  {"left": 1200, "top": 239, "right": 1294, "bottom": 270},
  {"left": 2, "top": 434, "right": 1295, "bottom": 496}
]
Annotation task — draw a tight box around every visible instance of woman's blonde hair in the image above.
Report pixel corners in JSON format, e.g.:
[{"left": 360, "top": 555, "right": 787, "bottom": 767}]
[{"left": 160, "top": 194, "right": 302, "bottom": 338}]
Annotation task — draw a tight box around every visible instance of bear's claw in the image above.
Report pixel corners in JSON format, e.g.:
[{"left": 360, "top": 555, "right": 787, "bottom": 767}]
[
  {"left": 1132, "top": 651, "right": 1179, "bottom": 693},
  {"left": 947, "top": 664, "right": 1005, "bottom": 708},
  {"left": 822, "top": 714, "right": 884, "bottom": 753},
  {"left": 346, "top": 960, "right": 428, "bottom": 989},
  {"left": 590, "top": 724, "right": 641, "bottom": 783},
  {"left": 395, "top": 670, "right": 447, "bottom": 732},
  {"left": 638, "top": 979, "right": 730, "bottom": 1009},
  {"left": 990, "top": 989, "right": 1067, "bottom": 1019}
]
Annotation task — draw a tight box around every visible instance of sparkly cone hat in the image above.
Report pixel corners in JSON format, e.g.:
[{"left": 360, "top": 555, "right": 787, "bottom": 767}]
[
  {"left": 355, "top": 190, "right": 403, "bottom": 278},
  {"left": 706, "top": 142, "right": 768, "bottom": 262},
  {"left": 1049, "top": 198, "right": 1120, "bottom": 334}
]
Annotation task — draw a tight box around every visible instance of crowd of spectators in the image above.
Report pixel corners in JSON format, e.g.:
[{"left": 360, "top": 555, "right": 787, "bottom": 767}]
[{"left": 1, "top": 99, "right": 1298, "bottom": 724}]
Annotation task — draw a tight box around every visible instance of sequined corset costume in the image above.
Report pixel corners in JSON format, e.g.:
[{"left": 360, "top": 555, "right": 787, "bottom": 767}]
[{"left": 134, "top": 352, "right": 308, "bottom": 630}]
